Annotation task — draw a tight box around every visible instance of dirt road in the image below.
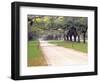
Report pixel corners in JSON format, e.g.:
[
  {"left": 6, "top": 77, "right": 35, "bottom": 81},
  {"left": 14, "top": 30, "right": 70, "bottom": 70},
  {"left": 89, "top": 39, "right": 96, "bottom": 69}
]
[{"left": 39, "top": 40, "right": 88, "bottom": 66}]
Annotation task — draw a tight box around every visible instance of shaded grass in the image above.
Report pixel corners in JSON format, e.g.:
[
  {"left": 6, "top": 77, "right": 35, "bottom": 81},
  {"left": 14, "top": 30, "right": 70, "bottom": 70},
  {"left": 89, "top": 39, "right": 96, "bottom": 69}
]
[
  {"left": 49, "top": 40, "right": 87, "bottom": 53},
  {"left": 28, "top": 40, "right": 47, "bottom": 66}
]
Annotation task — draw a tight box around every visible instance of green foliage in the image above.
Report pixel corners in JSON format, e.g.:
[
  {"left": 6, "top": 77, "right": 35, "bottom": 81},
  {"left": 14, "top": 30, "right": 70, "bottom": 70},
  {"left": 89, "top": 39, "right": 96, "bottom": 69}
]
[{"left": 28, "top": 15, "right": 88, "bottom": 38}]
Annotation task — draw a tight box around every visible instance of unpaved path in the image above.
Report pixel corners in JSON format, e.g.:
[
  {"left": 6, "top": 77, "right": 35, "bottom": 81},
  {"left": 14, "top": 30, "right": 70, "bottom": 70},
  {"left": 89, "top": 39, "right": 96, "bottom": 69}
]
[{"left": 39, "top": 40, "right": 88, "bottom": 66}]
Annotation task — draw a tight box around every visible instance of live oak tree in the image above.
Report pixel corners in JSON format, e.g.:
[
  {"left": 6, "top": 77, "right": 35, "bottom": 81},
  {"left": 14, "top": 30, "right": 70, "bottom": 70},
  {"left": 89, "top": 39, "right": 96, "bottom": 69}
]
[{"left": 28, "top": 15, "right": 88, "bottom": 43}]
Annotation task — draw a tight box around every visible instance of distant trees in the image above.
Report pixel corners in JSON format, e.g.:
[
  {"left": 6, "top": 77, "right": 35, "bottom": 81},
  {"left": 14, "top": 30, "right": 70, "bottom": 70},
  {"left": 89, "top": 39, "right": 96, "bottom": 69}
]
[
  {"left": 60, "top": 17, "right": 88, "bottom": 43},
  {"left": 28, "top": 15, "right": 88, "bottom": 43}
]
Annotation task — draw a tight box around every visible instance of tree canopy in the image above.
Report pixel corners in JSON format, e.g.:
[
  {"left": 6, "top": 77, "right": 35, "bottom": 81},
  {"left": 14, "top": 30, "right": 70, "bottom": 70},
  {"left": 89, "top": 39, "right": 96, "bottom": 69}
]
[{"left": 28, "top": 15, "right": 88, "bottom": 43}]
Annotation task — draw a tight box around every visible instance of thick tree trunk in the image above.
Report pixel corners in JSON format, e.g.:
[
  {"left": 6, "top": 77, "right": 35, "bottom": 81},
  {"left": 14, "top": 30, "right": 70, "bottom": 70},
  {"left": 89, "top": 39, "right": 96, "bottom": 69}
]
[
  {"left": 83, "top": 33, "right": 86, "bottom": 43},
  {"left": 78, "top": 35, "right": 80, "bottom": 43},
  {"left": 74, "top": 36, "right": 76, "bottom": 42},
  {"left": 67, "top": 36, "right": 69, "bottom": 40},
  {"left": 64, "top": 34, "right": 66, "bottom": 41},
  {"left": 70, "top": 35, "right": 72, "bottom": 41}
]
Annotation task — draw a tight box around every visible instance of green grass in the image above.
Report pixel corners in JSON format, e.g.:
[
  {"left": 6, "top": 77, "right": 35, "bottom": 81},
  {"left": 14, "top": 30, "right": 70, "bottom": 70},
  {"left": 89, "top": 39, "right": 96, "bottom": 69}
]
[
  {"left": 28, "top": 41, "right": 41, "bottom": 59},
  {"left": 49, "top": 40, "right": 87, "bottom": 53},
  {"left": 28, "top": 40, "right": 47, "bottom": 66}
]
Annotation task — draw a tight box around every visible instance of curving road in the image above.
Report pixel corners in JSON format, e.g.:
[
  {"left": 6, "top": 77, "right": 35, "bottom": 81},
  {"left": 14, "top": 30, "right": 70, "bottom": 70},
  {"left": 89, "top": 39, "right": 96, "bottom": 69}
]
[{"left": 39, "top": 40, "right": 88, "bottom": 66}]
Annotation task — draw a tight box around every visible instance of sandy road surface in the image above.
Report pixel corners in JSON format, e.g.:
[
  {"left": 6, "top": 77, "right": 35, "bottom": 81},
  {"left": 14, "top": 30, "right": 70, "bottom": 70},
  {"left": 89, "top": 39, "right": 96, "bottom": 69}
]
[{"left": 39, "top": 40, "right": 88, "bottom": 66}]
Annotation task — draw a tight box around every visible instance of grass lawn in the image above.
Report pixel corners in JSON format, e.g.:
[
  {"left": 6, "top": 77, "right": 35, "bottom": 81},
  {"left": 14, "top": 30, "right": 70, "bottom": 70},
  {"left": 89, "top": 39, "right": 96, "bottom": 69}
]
[
  {"left": 28, "top": 40, "right": 47, "bottom": 66},
  {"left": 49, "top": 40, "right": 87, "bottom": 53}
]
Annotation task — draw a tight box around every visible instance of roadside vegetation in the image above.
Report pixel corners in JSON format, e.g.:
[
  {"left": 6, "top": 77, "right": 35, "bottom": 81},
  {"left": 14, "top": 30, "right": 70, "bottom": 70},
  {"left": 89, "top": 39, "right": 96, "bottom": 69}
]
[
  {"left": 28, "top": 41, "right": 47, "bottom": 66},
  {"left": 49, "top": 40, "right": 87, "bottom": 53}
]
